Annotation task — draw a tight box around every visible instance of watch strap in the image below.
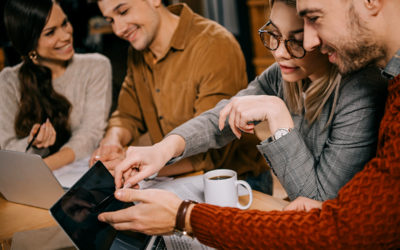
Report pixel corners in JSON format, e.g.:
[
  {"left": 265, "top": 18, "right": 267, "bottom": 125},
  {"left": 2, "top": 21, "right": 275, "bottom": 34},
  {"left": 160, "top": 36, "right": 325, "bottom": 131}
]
[{"left": 174, "top": 200, "right": 198, "bottom": 236}]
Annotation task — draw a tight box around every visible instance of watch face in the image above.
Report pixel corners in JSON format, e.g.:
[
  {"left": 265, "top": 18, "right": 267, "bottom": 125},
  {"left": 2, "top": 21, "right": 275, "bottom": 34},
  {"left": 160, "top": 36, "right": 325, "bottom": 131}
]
[{"left": 274, "top": 128, "right": 290, "bottom": 140}]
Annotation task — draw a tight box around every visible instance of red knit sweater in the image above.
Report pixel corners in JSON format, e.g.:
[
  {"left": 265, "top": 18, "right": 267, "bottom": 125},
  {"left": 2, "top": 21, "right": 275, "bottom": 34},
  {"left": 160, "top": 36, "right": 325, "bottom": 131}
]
[{"left": 191, "top": 74, "right": 400, "bottom": 249}]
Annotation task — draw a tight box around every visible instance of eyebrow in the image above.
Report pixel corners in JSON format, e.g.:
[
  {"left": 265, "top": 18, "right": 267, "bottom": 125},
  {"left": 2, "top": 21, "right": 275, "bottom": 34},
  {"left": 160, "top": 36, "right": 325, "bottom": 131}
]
[
  {"left": 269, "top": 20, "right": 304, "bottom": 35},
  {"left": 113, "top": 3, "right": 127, "bottom": 12},
  {"left": 298, "top": 8, "right": 322, "bottom": 17},
  {"left": 42, "top": 17, "right": 67, "bottom": 33}
]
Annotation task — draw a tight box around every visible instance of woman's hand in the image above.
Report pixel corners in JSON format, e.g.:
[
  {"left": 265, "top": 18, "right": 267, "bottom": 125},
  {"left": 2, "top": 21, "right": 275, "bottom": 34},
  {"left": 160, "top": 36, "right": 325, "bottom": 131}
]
[
  {"left": 28, "top": 118, "right": 56, "bottom": 148},
  {"left": 113, "top": 135, "right": 186, "bottom": 189},
  {"left": 283, "top": 197, "right": 322, "bottom": 212},
  {"left": 98, "top": 189, "right": 182, "bottom": 235},
  {"left": 218, "top": 95, "right": 294, "bottom": 139}
]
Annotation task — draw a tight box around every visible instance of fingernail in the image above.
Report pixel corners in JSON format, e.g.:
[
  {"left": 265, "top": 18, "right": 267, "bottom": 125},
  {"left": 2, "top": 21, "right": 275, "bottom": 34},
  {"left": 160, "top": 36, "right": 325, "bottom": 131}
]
[
  {"left": 123, "top": 183, "right": 132, "bottom": 189},
  {"left": 95, "top": 155, "right": 100, "bottom": 159},
  {"left": 115, "top": 190, "right": 122, "bottom": 198}
]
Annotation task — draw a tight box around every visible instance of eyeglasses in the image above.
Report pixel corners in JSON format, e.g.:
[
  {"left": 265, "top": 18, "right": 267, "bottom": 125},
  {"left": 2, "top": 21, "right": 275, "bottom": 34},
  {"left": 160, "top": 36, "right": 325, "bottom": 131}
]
[{"left": 258, "top": 21, "right": 306, "bottom": 59}]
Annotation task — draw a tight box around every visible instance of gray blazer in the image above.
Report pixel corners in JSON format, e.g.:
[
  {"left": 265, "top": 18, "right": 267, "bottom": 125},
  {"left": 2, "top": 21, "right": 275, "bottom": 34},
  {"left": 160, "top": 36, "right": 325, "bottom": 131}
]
[{"left": 169, "top": 63, "right": 387, "bottom": 201}]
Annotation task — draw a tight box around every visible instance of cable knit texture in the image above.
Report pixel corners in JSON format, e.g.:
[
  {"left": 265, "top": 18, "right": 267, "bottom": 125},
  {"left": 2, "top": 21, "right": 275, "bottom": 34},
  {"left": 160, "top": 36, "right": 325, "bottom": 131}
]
[{"left": 190, "top": 74, "right": 400, "bottom": 249}]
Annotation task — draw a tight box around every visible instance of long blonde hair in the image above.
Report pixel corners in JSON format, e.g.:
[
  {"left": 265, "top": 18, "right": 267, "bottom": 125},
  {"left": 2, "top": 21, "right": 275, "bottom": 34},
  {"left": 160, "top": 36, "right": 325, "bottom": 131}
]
[{"left": 269, "top": 0, "right": 341, "bottom": 127}]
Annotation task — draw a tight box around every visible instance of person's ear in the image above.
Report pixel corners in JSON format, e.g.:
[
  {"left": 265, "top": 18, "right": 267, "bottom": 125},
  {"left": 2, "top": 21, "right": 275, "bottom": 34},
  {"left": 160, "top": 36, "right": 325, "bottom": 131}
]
[{"left": 364, "top": 0, "right": 383, "bottom": 16}]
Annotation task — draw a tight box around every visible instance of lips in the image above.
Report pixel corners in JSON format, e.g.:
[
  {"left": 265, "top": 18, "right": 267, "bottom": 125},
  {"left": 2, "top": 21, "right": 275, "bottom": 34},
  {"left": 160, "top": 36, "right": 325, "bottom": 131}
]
[
  {"left": 279, "top": 64, "right": 299, "bottom": 74},
  {"left": 321, "top": 45, "right": 337, "bottom": 63},
  {"left": 125, "top": 26, "right": 139, "bottom": 42},
  {"left": 55, "top": 43, "right": 73, "bottom": 54}
]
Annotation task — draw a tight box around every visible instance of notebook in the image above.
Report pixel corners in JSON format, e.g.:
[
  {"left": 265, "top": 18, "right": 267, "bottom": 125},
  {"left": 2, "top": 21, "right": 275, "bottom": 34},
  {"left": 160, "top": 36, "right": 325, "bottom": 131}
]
[
  {"left": 50, "top": 161, "right": 153, "bottom": 250},
  {"left": 0, "top": 149, "right": 65, "bottom": 209}
]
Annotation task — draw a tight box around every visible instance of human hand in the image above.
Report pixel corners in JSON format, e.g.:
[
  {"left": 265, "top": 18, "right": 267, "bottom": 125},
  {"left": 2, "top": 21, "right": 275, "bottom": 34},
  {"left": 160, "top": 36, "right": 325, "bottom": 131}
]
[
  {"left": 113, "top": 143, "right": 171, "bottom": 189},
  {"left": 28, "top": 119, "right": 56, "bottom": 148},
  {"left": 283, "top": 197, "right": 322, "bottom": 212},
  {"left": 219, "top": 95, "right": 294, "bottom": 139},
  {"left": 90, "top": 142, "right": 125, "bottom": 174},
  {"left": 98, "top": 189, "right": 182, "bottom": 235}
]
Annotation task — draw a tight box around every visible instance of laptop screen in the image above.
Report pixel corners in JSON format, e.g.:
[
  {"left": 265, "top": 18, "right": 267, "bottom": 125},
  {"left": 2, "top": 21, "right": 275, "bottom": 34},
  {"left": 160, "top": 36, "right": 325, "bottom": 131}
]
[{"left": 50, "top": 161, "right": 150, "bottom": 250}]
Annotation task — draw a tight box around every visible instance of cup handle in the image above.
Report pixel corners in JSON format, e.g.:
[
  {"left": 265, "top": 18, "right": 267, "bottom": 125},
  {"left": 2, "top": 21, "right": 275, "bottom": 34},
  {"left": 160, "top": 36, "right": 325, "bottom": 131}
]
[{"left": 235, "top": 180, "right": 253, "bottom": 210}]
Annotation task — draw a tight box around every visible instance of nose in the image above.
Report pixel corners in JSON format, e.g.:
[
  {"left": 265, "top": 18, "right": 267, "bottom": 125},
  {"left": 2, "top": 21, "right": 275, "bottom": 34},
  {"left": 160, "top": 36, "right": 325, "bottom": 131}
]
[
  {"left": 303, "top": 22, "right": 321, "bottom": 52},
  {"left": 60, "top": 24, "right": 73, "bottom": 41},
  {"left": 273, "top": 39, "right": 291, "bottom": 60},
  {"left": 113, "top": 18, "right": 127, "bottom": 38}
]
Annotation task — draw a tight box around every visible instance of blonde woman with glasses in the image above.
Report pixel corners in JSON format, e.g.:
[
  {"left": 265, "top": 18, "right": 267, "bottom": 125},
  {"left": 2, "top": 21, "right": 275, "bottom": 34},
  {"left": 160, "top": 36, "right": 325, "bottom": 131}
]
[{"left": 108, "top": 0, "right": 386, "bottom": 202}]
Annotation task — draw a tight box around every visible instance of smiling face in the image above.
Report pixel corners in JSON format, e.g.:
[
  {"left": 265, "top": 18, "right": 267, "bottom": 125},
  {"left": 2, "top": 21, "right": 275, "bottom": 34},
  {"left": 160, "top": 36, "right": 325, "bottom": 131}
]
[
  {"left": 297, "top": 0, "right": 386, "bottom": 74},
  {"left": 36, "top": 3, "right": 74, "bottom": 63},
  {"left": 98, "top": 0, "right": 160, "bottom": 51},
  {"left": 269, "top": 1, "right": 330, "bottom": 82}
]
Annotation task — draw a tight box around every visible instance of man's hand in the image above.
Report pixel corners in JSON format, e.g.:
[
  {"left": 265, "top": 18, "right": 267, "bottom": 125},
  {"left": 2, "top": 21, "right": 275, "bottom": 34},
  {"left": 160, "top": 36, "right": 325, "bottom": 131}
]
[
  {"left": 98, "top": 189, "right": 182, "bottom": 235},
  {"left": 90, "top": 143, "right": 125, "bottom": 174},
  {"left": 283, "top": 197, "right": 322, "bottom": 212}
]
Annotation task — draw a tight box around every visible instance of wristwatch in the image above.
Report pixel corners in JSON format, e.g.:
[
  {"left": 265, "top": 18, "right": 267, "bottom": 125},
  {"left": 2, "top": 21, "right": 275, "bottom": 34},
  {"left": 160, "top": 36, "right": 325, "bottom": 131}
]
[{"left": 267, "top": 128, "right": 292, "bottom": 142}]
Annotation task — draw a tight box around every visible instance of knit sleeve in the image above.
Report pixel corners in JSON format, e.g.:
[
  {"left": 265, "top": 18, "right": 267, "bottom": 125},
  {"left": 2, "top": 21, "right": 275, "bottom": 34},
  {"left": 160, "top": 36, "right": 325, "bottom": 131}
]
[
  {"left": 62, "top": 54, "right": 112, "bottom": 160},
  {"left": 190, "top": 76, "right": 400, "bottom": 249}
]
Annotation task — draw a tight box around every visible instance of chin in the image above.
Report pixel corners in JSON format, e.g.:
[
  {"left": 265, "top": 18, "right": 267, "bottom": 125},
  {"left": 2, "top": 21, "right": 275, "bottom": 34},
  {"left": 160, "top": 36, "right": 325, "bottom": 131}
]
[{"left": 281, "top": 74, "right": 303, "bottom": 83}]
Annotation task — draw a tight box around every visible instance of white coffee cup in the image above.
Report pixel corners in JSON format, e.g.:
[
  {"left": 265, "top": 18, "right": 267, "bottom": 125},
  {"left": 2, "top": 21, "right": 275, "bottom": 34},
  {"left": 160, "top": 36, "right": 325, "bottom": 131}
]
[{"left": 203, "top": 169, "right": 253, "bottom": 210}]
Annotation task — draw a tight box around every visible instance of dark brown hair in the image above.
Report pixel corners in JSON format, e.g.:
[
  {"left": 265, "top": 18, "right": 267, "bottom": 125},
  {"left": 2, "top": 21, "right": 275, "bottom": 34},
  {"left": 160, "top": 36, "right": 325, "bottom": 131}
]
[{"left": 4, "top": 0, "right": 71, "bottom": 153}]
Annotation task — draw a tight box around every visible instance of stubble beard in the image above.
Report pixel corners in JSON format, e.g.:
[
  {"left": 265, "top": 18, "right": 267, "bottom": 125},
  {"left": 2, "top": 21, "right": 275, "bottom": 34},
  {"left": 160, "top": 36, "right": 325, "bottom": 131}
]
[{"left": 328, "top": 5, "right": 386, "bottom": 75}]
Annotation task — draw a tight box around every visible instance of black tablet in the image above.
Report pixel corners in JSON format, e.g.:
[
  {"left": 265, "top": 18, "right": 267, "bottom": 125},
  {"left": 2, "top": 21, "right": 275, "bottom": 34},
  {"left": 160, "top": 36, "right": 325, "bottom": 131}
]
[{"left": 50, "top": 161, "right": 152, "bottom": 250}]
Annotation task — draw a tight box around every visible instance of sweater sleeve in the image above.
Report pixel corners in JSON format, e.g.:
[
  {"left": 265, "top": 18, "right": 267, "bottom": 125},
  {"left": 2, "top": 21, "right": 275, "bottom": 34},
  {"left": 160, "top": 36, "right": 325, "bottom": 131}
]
[
  {"left": 0, "top": 67, "right": 31, "bottom": 152},
  {"left": 257, "top": 68, "right": 386, "bottom": 201},
  {"left": 190, "top": 76, "right": 400, "bottom": 249},
  {"left": 62, "top": 55, "right": 112, "bottom": 160}
]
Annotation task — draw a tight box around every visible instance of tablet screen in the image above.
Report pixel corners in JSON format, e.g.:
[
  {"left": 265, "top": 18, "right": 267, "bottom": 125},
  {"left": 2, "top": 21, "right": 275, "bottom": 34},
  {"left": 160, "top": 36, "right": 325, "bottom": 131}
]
[{"left": 50, "top": 161, "right": 150, "bottom": 250}]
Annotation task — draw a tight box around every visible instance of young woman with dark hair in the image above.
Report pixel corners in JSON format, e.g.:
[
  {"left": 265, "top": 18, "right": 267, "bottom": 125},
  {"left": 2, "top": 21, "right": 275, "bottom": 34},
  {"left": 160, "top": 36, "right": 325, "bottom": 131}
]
[{"left": 0, "top": 0, "right": 112, "bottom": 170}]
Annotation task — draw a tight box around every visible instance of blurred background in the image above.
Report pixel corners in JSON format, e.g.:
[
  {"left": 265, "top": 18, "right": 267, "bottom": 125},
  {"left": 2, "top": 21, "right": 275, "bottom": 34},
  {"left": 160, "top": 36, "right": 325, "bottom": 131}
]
[{"left": 0, "top": 0, "right": 274, "bottom": 112}]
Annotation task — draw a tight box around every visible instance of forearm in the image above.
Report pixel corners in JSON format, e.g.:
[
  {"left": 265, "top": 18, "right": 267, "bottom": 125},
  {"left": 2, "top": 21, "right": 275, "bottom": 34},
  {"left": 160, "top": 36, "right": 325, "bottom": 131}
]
[
  {"left": 158, "top": 158, "right": 194, "bottom": 176},
  {"left": 44, "top": 147, "right": 75, "bottom": 170}
]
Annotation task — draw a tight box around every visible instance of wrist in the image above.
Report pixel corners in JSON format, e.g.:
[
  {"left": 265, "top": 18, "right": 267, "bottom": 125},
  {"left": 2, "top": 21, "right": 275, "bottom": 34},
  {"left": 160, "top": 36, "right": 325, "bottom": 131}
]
[
  {"left": 104, "top": 127, "right": 131, "bottom": 146},
  {"left": 184, "top": 203, "right": 195, "bottom": 234},
  {"left": 160, "top": 135, "right": 186, "bottom": 159},
  {"left": 174, "top": 200, "right": 198, "bottom": 237}
]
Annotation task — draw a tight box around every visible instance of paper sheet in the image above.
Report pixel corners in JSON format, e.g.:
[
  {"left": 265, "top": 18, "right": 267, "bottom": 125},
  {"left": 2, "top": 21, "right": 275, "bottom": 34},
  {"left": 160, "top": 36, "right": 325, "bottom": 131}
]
[
  {"left": 52, "top": 156, "right": 90, "bottom": 188},
  {"left": 139, "top": 175, "right": 214, "bottom": 250}
]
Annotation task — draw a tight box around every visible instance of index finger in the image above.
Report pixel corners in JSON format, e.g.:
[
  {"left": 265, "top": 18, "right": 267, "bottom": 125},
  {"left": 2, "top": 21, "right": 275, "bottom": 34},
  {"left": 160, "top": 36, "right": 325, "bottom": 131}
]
[{"left": 114, "top": 155, "right": 141, "bottom": 189}]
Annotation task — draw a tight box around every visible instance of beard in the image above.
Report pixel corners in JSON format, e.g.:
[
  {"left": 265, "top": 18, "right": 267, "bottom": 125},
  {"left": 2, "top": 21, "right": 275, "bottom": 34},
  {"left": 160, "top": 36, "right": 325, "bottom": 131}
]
[{"left": 323, "top": 5, "right": 386, "bottom": 75}]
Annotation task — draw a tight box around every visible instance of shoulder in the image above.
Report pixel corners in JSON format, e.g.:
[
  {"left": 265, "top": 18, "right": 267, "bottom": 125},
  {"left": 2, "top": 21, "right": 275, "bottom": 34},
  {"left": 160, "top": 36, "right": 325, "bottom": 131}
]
[
  {"left": 188, "top": 14, "right": 240, "bottom": 50},
  {"left": 255, "top": 63, "right": 283, "bottom": 93},
  {"left": 70, "top": 53, "right": 111, "bottom": 70},
  {"left": 336, "top": 65, "right": 387, "bottom": 110},
  {"left": 73, "top": 53, "right": 110, "bottom": 65},
  {"left": 339, "top": 65, "right": 387, "bottom": 94}
]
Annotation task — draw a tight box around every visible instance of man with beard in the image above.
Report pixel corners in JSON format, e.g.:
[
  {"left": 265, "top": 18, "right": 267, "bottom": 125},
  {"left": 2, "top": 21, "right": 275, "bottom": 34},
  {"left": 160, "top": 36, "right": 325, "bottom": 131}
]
[{"left": 98, "top": 0, "right": 400, "bottom": 248}]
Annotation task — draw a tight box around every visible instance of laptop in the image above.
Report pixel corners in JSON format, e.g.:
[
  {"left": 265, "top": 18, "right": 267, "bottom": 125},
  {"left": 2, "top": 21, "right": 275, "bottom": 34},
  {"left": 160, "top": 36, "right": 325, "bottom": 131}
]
[
  {"left": 50, "top": 161, "right": 154, "bottom": 250},
  {"left": 0, "top": 150, "right": 65, "bottom": 209}
]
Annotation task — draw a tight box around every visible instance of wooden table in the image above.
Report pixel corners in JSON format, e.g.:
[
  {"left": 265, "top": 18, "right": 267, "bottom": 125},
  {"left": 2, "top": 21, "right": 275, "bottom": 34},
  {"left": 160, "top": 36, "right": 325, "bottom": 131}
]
[{"left": 0, "top": 189, "right": 288, "bottom": 249}]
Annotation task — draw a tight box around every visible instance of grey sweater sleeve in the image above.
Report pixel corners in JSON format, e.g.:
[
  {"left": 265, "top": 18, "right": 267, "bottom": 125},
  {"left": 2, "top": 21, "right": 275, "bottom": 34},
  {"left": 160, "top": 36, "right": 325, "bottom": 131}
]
[{"left": 257, "top": 67, "right": 386, "bottom": 201}]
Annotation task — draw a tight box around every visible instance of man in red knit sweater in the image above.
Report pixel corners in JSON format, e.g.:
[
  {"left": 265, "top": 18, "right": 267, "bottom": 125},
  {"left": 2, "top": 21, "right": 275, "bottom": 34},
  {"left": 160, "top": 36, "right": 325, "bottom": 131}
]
[{"left": 99, "top": 0, "right": 400, "bottom": 248}]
